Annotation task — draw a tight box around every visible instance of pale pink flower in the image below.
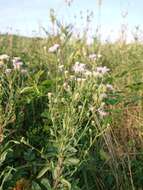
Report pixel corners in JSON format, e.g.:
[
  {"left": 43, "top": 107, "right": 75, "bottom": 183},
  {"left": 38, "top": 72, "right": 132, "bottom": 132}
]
[
  {"left": 89, "top": 54, "right": 97, "bottom": 60},
  {"left": 93, "top": 66, "right": 110, "bottom": 78},
  {"left": 96, "top": 66, "right": 110, "bottom": 75},
  {"left": 73, "top": 62, "right": 86, "bottom": 73},
  {"left": 48, "top": 44, "right": 60, "bottom": 53},
  {"left": 13, "top": 61, "right": 23, "bottom": 70}
]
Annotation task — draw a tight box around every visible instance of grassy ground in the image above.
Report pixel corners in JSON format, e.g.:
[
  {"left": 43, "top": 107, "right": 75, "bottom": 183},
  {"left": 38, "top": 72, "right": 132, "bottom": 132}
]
[{"left": 0, "top": 30, "right": 143, "bottom": 190}]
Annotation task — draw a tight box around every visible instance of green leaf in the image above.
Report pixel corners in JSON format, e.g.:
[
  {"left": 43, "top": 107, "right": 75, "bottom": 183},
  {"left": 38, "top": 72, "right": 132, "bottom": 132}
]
[
  {"left": 37, "top": 165, "right": 50, "bottom": 179},
  {"left": 64, "top": 158, "right": 80, "bottom": 166},
  {"left": 34, "top": 70, "right": 44, "bottom": 83},
  {"left": 20, "top": 86, "right": 35, "bottom": 94},
  {"left": 40, "top": 178, "right": 51, "bottom": 189},
  {"left": 100, "top": 149, "right": 110, "bottom": 161},
  {"left": 0, "top": 151, "right": 9, "bottom": 166},
  {"left": 61, "top": 178, "right": 71, "bottom": 189},
  {"left": 105, "top": 98, "right": 120, "bottom": 105},
  {"left": 31, "top": 181, "right": 41, "bottom": 190}
]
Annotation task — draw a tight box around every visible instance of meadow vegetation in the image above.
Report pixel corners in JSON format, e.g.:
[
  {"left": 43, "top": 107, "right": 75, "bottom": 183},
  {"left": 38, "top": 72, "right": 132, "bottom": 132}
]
[{"left": 0, "top": 22, "right": 143, "bottom": 190}]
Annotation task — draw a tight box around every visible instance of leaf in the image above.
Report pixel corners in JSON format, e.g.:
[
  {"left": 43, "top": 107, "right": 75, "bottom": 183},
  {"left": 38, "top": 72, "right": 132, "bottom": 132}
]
[
  {"left": 40, "top": 178, "right": 51, "bottom": 189},
  {"left": 105, "top": 98, "right": 120, "bottom": 105},
  {"left": 100, "top": 149, "right": 110, "bottom": 161},
  {"left": 31, "top": 181, "right": 41, "bottom": 190},
  {"left": 64, "top": 158, "right": 80, "bottom": 166},
  {"left": 10, "top": 140, "right": 20, "bottom": 144},
  {"left": 37, "top": 165, "right": 50, "bottom": 179},
  {"left": 68, "top": 147, "right": 77, "bottom": 154},
  {"left": 61, "top": 178, "right": 71, "bottom": 189},
  {"left": 0, "top": 151, "right": 8, "bottom": 165},
  {"left": 126, "top": 82, "right": 143, "bottom": 90},
  {"left": 115, "top": 70, "right": 128, "bottom": 78},
  {"left": 20, "top": 86, "right": 35, "bottom": 94},
  {"left": 34, "top": 70, "right": 44, "bottom": 83}
]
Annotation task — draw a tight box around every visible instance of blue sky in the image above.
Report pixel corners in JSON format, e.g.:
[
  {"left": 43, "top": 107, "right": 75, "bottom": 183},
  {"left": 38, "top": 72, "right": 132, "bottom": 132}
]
[{"left": 0, "top": 0, "right": 143, "bottom": 41}]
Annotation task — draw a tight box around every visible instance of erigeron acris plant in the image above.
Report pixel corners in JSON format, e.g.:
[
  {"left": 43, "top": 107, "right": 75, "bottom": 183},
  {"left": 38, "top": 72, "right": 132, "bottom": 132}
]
[
  {"left": 72, "top": 61, "right": 112, "bottom": 118},
  {"left": 0, "top": 54, "right": 27, "bottom": 144}
]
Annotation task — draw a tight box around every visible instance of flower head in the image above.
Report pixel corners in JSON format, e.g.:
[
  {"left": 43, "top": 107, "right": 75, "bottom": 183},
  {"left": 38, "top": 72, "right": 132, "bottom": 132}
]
[
  {"left": 48, "top": 44, "right": 60, "bottom": 53},
  {"left": 93, "top": 66, "right": 110, "bottom": 77},
  {"left": 96, "top": 66, "right": 110, "bottom": 74},
  {"left": 72, "top": 62, "right": 86, "bottom": 73},
  {"left": 0, "top": 54, "right": 9, "bottom": 61},
  {"left": 106, "top": 84, "right": 114, "bottom": 90},
  {"left": 89, "top": 54, "right": 97, "bottom": 60},
  {"left": 13, "top": 60, "right": 23, "bottom": 70},
  {"left": 13, "top": 57, "right": 21, "bottom": 62},
  {"left": 97, "top": 108, "right": 107, "bottom": 117},
  {"left": 5, "top": 69, "right": 12, "bottom": 74},
  {"left": 21, "top": 69, "right": 28, "bottom": 74}
]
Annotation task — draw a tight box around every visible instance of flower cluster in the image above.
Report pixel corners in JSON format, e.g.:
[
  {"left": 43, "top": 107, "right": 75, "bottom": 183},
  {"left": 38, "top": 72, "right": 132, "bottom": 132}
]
[
  {"left": 72, "top": 62, "right": 86, "bottom": 74},
  {"left": 72, "top": 61, "right": 110, "bottom": 79},
  {"left": 71, "top": 60, "right": 113, "bottom": 118},
  {"left": 0, "top": 54, "right": 27, "bottom": 74}
]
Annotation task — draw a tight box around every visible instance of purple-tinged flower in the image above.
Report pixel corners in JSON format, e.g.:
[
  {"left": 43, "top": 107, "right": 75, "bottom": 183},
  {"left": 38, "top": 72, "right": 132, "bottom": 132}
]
[
  {"left": 93, "top": 66, "right": 110, "bottom": 77},
  {"left": 13, "top": 61, "right": 23, "bottom": 70},
  {"left": 96, "top": 66, "right": 110, "bottom": 75},
  {"left": 48, "top": 44, "right": 60, "bottom": 53},
  {"left": 73, "top": 62, "right": 86, "bottom": 73}
]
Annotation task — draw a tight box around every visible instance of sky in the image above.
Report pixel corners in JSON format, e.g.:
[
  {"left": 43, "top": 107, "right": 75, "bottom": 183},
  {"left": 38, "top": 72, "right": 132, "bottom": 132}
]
[{"left": 0, "top": 0, "right": 143, "bottom": 41}]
